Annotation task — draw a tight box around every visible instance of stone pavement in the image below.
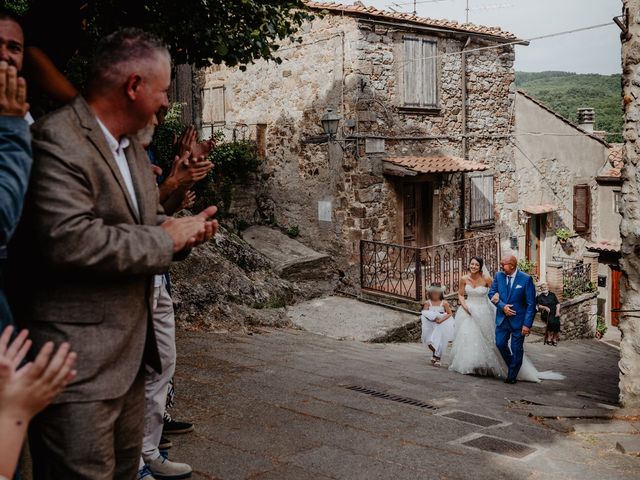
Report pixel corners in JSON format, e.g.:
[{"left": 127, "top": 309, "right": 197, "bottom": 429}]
[{"left": 169, "top": 328, "right": 640, "bottom": 480}]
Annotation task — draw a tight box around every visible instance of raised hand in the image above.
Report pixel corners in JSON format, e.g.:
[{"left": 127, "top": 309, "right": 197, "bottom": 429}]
[
  {"left": 0, "top": 61, "right": 29, "bottom": 117},
  {"left": 0, "top": 326, "right": 77, "bottom": 418},
  {"left": 180, "top": 190, "right": 196, "bottom": 210},
  {"left": 174, "top": 125, "right": 197, "bottom": 158},
  {"left": 168, "top": 151, "right": 213, "bottom": 188}
]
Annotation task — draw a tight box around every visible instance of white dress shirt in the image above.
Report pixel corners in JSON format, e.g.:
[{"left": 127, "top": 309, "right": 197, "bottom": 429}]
[
  {"left": 95, "top": 118, "right": 140, "bottom": 218},
  {"left": 507, "top": 269, "right": 518, "bottom": 290}
]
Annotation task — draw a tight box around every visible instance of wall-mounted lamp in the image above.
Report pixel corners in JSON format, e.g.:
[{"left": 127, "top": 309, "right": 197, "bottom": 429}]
[
  {"left": 321, "top": 109, "right": 341, "bottom": 139},
  {"left": 518, "top": 210, "right": 531, "bottom": 225}
]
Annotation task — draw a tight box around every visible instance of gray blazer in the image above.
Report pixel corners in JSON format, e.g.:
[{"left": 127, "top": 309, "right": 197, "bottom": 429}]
[{"left": 9, "top": 96, "right": 175, "bottom": 403}]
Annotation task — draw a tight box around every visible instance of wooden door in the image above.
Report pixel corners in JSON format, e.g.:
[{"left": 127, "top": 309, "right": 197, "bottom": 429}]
[
  {"left": 403, "top": 183, "right": 417, "bottom": 247},
  {"left": 611, "top": 266, "right": 621, "bottom": 327},
  {"left": 526, "top": 216, "right": 541, "bottom": 277}
]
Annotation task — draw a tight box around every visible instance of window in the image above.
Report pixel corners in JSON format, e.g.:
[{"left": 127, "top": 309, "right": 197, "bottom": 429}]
[
  {"left": 573, "top": 185, "right": 591, "bottom": 233},
  {"left": 469, "top": 173, "right": 495, "bottom": 228},
  {"left": 201, "top": 86, "right": 225, "bottom": 127},
  {"left": 614, "top": 190, "right": 622, "bottom": 214},
  {"left": 402, "top": 37, "right": 438, "bottom": 109}
]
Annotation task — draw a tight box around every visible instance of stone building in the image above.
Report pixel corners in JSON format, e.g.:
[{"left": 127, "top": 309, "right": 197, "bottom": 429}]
[
  {"left": 513, "top": 92, "right": 622, "bottom": 325},
  {"left": 620, "top": 0, "right": 640, "bottom": 407},
  {"left": 199, "top": 1, "right": 523, "bottom": 288}
]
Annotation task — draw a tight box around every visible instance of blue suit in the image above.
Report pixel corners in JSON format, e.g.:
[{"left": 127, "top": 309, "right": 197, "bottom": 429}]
[
  {"left": 0, "top": 116, "right": 32, "bottom": 330},
  {"left": 488, "top": 269, "right": 536, "bottom": 381}
]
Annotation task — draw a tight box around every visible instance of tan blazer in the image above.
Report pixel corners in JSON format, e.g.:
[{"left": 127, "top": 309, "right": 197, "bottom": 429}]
[{"left": 9, "top": 96, "right": 174, "bottom": 403}]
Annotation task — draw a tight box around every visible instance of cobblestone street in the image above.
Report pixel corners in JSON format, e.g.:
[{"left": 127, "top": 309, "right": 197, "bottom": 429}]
[{"left": 168, "top": 328, "right": 639, "bottom": 479}]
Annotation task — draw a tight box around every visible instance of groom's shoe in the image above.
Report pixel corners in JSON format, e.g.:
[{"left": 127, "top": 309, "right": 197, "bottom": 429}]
[{"left": 504, "top": 378, "right": 517, "bottom": 384}]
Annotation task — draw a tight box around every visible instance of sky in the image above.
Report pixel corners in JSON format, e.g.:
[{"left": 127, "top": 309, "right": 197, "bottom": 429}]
[{"left": 364, "top": 0, "right": 622, "bottom": 74}]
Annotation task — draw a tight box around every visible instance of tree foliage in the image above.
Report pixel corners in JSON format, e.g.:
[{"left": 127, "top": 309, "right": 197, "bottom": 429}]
[
  {"left": 516, "top": 71, "right": 623, "bottom": 143},
  {"left": 12, "top": 0, "right": 313, "bottom": 69}
]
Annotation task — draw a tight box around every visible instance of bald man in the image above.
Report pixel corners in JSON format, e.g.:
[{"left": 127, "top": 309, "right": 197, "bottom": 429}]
[{"left": 488, "top": 255, "right": 536, "bottom": 384}]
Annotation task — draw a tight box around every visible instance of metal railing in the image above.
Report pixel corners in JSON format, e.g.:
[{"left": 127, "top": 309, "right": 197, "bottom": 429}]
[
  {"left": 562, "top": 263, "right": 594, "bottom": 298},
  {"left": 360, "top": 233, "right": 501, "bottom": 301}
]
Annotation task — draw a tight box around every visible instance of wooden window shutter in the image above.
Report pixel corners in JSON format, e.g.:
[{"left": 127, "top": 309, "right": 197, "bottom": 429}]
[
  {"left": 202, "top": 86, "right": 225, "bottom": 125},
  {"left": 573, "top": 185, "right": 591, "bottom": 233},
  {"left": 421, "top": 40, "right": 437, "bottom": 107},
  {"left": 402, "top": 37, "right": 438, "bottom": 107},
  {"left": 469, "top": 173, "right": 495, "bottom": 228},
  {"left": 403, "top": 37, "right": 421, "bottom": 106}
]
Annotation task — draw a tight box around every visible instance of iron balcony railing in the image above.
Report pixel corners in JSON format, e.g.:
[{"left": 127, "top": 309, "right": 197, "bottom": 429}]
[
  {"left": 360, "top": 233, "right": 501, "bottom": 302},
  {"left": 562, "top": 263, "right": 594, "bottom": 298}
]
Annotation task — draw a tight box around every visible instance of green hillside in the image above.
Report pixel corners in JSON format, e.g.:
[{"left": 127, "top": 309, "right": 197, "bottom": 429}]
[{"left": 515, "top": 71, "right": 623, "bottom": 143}]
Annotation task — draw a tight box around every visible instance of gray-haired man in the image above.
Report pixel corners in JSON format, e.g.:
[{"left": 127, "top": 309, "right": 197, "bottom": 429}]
[{"left": 10, "top": 29, "right": 217, "bottom": 479}]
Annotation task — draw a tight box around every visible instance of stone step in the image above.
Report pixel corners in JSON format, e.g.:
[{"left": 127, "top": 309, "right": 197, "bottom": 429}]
[
  {"left": 242, "top": 226, "right": 335, "bottom": 282},
  {"left": 286, "top": 295, "right": 419, "bottom": 342}
]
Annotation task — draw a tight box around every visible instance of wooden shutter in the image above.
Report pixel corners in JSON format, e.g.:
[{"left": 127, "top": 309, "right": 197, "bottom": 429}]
[
  {"left": 469, "top": 173, "right": 495, "bottom": 228},
  {"left": 421, "top": 40, "right": 437, "bottom": 107},
  {"left": 403, "top": 37, "right": 421, "bottom": 106},
  {"left": 573, "top": 185, "right": 591, "bottom": 233},
  {"left": 202, "top": 86, "right": 225, "bottom": 125},
  {"left": 403, "top": 37, "right": 438, "bottom": 108}
]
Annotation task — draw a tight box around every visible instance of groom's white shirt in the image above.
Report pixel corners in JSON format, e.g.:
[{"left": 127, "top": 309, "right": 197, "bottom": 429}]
[{"left": 506, "top": 268, "right": 519, "bottom": 290}]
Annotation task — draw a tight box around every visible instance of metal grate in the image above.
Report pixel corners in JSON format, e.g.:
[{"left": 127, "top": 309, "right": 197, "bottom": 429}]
[
  {"left": 462, "top": 435, "right": 536, "bottom": 458},
  {"left": 440, "top": 411, "right": 502, "bottom": 427},
  {"left": 345, "top": 385, "right": 437, "bottom": 410}
]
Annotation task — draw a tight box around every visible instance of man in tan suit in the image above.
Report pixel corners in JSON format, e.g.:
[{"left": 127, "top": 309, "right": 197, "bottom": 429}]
[{"left": 9, "top": 29, "right": 217, "bottom": 479}]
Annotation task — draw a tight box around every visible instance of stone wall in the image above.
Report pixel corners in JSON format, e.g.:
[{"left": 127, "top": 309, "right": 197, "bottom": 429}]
[
  {"left": 620, "top": 0, "right": 640, "bottom": 407},
  {"left": 199, "top": 13, "right": 517, "bottom": 284},
  {"left": 559, "top": 292, "right": 598, "bottom": 340}
]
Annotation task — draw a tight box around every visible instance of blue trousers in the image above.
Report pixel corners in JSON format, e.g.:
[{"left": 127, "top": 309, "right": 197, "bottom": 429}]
[{"left": 496, "top": 320, "right": 525, "bottom": 381}]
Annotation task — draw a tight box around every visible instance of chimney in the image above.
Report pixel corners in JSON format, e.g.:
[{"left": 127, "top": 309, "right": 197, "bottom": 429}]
[{"left": 577, "top": 108, "right": 595, "bottom": 133}]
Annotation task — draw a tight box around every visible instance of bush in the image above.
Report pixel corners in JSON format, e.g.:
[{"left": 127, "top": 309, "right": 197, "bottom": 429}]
[
  {"left": 285, "top": 225, "right": 300, "bottom": 238},
  {"left": 517, "top": 258, "right": 536, "bottom": 275}
]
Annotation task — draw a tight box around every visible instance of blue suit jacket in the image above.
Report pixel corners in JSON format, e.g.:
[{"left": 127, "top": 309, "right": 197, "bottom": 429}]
[{"left": 488, "top": 270, "right": 536, "bottom": 329}]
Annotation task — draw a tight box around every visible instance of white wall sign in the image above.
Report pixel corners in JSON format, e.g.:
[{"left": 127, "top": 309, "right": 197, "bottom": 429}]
[{"left": 318, "top": 201, "right": 332, "bottom": 222}]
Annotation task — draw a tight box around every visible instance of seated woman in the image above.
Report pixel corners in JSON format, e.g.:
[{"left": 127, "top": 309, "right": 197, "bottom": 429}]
[{"left": 420, "top": 283, "right": 454, "bottom": 367}]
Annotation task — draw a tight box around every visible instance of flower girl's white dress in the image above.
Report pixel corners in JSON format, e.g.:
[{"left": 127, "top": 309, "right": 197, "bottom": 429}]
[{"left": 421, "top": 300, "right": 455, "bottom": 358}]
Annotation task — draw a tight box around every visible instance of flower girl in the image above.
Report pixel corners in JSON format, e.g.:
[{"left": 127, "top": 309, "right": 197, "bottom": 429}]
[{"left": 420, "top": 283, "right": 455, "bottom": 366}]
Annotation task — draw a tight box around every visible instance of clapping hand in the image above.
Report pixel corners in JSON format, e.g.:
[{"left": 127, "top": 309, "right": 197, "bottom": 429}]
[
  {"left": 0, "top": 61, "right": 29, "bottom": 117},
  {"left": 0, "top": 326, "right": 77, "bottom": 419}
]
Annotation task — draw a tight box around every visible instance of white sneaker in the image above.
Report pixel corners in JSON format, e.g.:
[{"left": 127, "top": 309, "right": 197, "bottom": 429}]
[{"left": 147, "top": 456, "right": 192, "bottom": 479}]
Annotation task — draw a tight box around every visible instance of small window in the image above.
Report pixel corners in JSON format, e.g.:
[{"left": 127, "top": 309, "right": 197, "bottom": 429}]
[
  {"left": 573, "top": 185, "right": 591, "bottom": 233},
  {"left": 469, "top": 173, "right": 495, "bottom": 228},
  {"left": 202, "top": 86, "right": 225, "bottom": 126},
  {"left": 614, "top": 191, "right": 622, "bottom": 214},
  {"left": 402, "top": 37, "right": 438, "bottom": 109}
]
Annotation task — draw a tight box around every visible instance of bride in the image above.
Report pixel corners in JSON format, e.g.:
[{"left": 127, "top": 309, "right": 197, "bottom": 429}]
[{"left": 447, "top": 257, "right": 563, "bottom": 382}]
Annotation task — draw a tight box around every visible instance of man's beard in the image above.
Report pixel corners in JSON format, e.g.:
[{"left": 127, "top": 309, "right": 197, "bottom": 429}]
[{"left": 136, "top": 123, "right": 156, "bottom": 148}]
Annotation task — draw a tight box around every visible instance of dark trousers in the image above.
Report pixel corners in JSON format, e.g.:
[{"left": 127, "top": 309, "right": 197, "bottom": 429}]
[
  {"left": 496, "top": 321, "right": 525, "bottom": 381},
  {"left": 29, "top": 371, "right": 145, "bottom": 480}
]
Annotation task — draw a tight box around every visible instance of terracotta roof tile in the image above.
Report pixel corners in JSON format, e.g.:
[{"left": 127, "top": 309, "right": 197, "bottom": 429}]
[
  {"left": 305, "top": 2, "right": 520, "bottom": 41},
  {"left": 586, "top": 240, "right": 621, "bottom": 253},
  {"left": 608, "top": 144, "right": 624, "bottom": 170},
  {"left": 384, "top": 155, "right": 488, "bottom": 174}
]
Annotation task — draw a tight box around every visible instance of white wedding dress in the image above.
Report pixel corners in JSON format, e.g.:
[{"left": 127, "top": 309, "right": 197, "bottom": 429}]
[{"left": 447, "top": 284, "right": 564, "bottom": 382}]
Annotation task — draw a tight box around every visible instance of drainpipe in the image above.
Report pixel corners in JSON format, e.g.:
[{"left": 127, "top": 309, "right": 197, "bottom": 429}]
[{"left": 459, "top": 37, "right": 471, "bottom": 238}]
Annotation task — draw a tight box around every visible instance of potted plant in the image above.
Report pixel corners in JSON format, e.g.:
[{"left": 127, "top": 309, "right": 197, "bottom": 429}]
[
  {"left": 595, "top": 316, "right": 608, "bottom": 339},
  {"left": 555, "top": 227, "right": 572, "bottom": 244}
]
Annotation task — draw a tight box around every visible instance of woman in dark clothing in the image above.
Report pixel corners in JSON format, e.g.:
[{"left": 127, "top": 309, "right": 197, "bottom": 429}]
[{"left": 537, "top": 283, "right": 561, "bottom": 346}]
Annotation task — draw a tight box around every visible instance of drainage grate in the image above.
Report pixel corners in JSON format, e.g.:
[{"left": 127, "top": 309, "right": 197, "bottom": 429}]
[
  {"left": 441, "top": 411, "right": 503, "bottom": 427},
  {"left": 344, "top": 385, "right": 437, "bottom": 410},
  {"left": 462, "top": 435, "right": 536, "bottom": 459}
]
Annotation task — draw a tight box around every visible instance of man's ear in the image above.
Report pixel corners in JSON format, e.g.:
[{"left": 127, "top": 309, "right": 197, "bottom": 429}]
[{"left": 125, "top": 74, "right": 143, "bottom": 100}]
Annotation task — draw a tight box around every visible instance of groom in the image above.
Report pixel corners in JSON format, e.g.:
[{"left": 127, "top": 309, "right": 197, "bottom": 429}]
[{"left": 488, "top": 254, "right": 536, "bottom": 384}]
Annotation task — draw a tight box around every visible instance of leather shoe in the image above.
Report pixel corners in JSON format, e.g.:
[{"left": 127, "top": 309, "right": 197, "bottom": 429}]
[{"left": 504, "top": 378, "right": 517, "bottom": 384}]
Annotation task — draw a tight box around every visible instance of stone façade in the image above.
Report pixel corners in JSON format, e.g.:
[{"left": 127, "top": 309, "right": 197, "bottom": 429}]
[{"left": 198, "top": 9, "right": 519, "bottom": 287}]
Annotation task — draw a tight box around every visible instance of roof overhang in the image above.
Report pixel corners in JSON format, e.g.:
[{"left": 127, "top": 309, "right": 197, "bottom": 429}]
[
  {"left": 383, "top": 156, "right": 489, "bottom": 177},
  {"left": 522, "top": 204, "right": 559, "bottom": 215},
  {"left": 587, "top": 241, "right": 621, "bottom": 254}
]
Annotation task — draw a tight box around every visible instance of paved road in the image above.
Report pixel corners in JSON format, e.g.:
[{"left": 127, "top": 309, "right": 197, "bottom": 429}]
[{"left": 169, "top": 329, "right": 639, "bottom": 479}]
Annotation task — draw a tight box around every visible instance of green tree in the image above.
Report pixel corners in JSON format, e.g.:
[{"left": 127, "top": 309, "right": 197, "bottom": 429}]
[{"left": 19, "top": 0, "right": 313, "bottom": 69}]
